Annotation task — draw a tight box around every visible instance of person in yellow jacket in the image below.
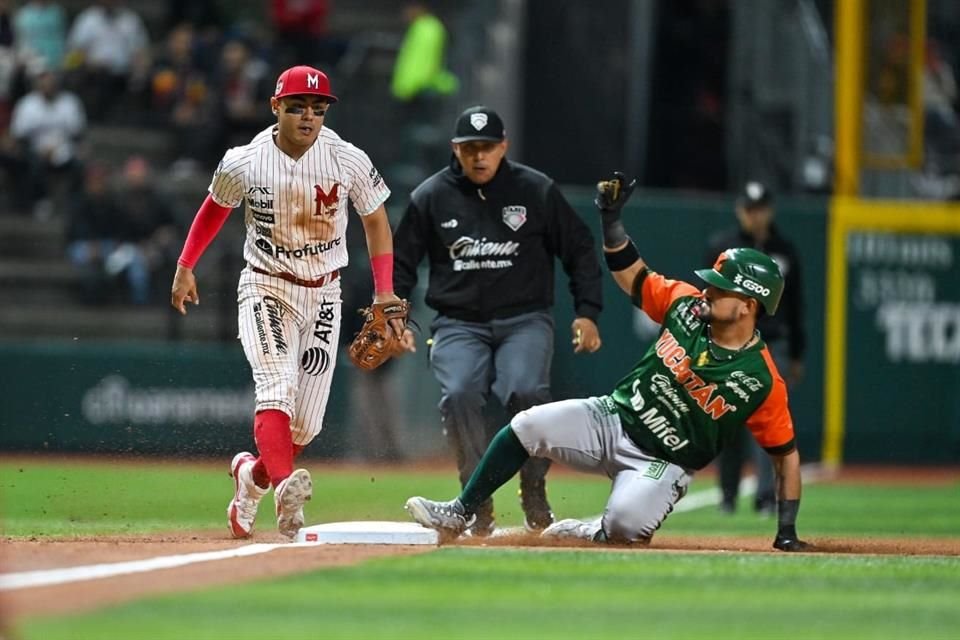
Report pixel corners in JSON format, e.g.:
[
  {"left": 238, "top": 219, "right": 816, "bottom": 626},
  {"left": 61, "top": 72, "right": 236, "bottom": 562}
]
[
  {"left": 390, "top": 4, "right": 460, "bottom": 186},
  {"left": 391, "top": 3, "right": 459, "bottom": 102}
]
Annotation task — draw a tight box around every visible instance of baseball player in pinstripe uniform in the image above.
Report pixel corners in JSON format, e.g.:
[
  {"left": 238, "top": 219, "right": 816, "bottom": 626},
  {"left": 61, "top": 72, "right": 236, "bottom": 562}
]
[{"left": 170, "top": 65, "right": 404, "bottom": 539}]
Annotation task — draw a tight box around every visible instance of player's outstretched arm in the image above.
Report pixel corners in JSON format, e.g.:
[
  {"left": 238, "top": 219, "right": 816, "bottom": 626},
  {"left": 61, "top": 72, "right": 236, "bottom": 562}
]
[
  {"left": 595, "top": 172, "right": 648, "bottom": 296},
  {"left": 770, "top": 449, "right": 813, "bottom": 551}
]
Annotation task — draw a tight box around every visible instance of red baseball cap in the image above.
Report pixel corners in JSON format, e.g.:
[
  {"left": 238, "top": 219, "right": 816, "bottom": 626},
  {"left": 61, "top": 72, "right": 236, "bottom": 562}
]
[{"left": 273, "top": 65, "right": 338, "bottom": 102}]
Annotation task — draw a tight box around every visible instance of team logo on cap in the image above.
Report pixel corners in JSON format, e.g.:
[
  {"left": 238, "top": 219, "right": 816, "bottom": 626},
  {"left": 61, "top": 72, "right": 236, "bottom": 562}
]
[
  {"left": 307, "top": 73, "right": 319, "bottom": 89},
  {"left": 470, "top": 113, "right": 488, "bottom": 131},
  {"left": 275, "top": 78, "right": 284, "bottom": 95},
  {"left": 502, "top": 205, "right": 526, "bottom": 231}
]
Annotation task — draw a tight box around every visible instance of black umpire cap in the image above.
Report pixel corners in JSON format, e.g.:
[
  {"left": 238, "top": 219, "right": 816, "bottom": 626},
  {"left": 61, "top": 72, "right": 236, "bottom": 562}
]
[
  {"left": 451, "top": 106, "right": 506, "bottom": 143},
  {"left": 737, "top": 181, "right": 773, "bottom": 209}
]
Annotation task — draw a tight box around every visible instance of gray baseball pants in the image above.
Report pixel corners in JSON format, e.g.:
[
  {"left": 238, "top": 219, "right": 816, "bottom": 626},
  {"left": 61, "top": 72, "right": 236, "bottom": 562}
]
[{"left": 512, "top": 397, "right": 692, "bottom": 542}]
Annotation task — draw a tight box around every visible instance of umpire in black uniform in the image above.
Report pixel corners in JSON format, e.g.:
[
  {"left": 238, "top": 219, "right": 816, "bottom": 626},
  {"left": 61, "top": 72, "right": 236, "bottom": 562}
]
[
  {"left": 394, "top": 105, "right": 603, "bottom": 535},
  {"left": 706, "top": 181, "right": 806, "bottom": 515}
]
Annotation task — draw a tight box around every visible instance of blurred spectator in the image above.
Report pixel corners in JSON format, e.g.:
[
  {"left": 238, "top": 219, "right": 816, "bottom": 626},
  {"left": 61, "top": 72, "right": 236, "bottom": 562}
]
[
  {"left": 0, "top": 131, "right": 26, "bottom": 213},
  {"left": 66, "top": 0, "right": 150, "bottom": 119},
  {"left": 68, "top": 158, "right": 177, "bottom": 305},
  {"left": 9, "top": 67, "right": 85, "bottom": 218},
  {"left": 905, "top": 38, "right": 960, "bottom": 200},
  {"left": 66, "top": 162, "right": 119, "bottom": 303},
  {"left": 0, "top": 0, "right": 19, "bottom": 213},
  {"left": 0, "top": 0, "right": 14, "bottom": 117},
  {"left": 14, "top": 0, "right": 67, "bottom": 70},
  {"left": 922, "top": 41, "right": 960, "bottom": 169},
  {"left": 270, "top": 0, "right": 344, "bottom": 68},
  {"left": 389, "top": 2, "right": 459, "bottom": 187},
  {"left": 391, "top": 2, "right": 458, "bottom": 103},
  {"left": 109, "top": 155, "right": 178, "bottom": 304},
  {"left": 149, "top": 23, "right": 216, "bottom": 164},
  {"left": 0, "top": 0, "right": 14, "bottom": 49},
  {"left": 0, "top": 0, "right": 14, "bottom": 103},
  {"left": 215, "top": 38, "right": 271, "bottom": 149}
]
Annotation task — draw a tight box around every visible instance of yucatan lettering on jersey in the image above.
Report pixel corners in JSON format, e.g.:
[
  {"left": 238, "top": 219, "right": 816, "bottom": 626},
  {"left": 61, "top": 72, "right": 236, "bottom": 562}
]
[
  {"left": 607, "top": 270, "right": 795, "bottom": 470},
  {"left": 654, "top": 330, "right": 736, "bottom": 420},
  {"left": 209, "top": 125, "right": 391, "bottom": 279}
]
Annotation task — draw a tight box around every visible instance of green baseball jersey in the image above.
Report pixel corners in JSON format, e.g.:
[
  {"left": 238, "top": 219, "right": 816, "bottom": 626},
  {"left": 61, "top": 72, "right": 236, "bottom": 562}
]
[{"left": 608, "top": 271, "right": 796, "bottom": 470}]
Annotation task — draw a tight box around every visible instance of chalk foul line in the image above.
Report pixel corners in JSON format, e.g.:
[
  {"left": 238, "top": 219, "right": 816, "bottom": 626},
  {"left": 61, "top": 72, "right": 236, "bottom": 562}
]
[{"left": 0, "top": 541, "right": 320, "bottom": 591}]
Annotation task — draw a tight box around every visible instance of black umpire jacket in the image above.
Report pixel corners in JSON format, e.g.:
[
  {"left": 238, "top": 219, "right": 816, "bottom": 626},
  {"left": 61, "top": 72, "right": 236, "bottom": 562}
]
[
  {"left": 705, "top": 224, "right": 806, "bottom": 360},
  {"left": 394, "top": 157, "right": 602, "bottom": 323}
]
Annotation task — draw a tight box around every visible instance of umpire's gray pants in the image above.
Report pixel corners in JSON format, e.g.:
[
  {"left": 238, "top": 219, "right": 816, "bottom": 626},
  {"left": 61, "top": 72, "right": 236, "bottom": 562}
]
[
  {"left": 512, "top": 397, "right": 692, "bottom": 542},
  {"left": 430, "top": 311, "right": 554, "bottom": 492}
]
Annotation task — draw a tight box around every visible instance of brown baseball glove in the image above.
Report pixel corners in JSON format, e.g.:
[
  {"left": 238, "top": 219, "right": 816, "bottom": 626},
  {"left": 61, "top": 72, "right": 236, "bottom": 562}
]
[{"left": 348, "top": 299, "right": 410, "bottom": 371}]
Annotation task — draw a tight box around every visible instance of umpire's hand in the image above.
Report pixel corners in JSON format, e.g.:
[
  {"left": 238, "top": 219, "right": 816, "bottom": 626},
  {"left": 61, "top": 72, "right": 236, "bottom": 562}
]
[
  {"left": 571, "top": 317, "right": 601, "bottom": 353},
  {"left": 171, "top": 265, "right": 200, "bottom": 315}
]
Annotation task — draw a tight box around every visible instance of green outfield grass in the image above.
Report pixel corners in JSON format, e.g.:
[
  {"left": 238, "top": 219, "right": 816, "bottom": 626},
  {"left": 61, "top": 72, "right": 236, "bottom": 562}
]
[{"left": 3, "top": 458, "right": 960, "bottom": 639}]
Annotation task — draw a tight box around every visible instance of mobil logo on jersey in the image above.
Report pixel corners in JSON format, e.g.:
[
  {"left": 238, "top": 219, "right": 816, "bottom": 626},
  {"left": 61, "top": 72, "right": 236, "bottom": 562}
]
[
  {"left": 314, "top": 182, "right": 340, "bottom": 217},
  {"left": 247, "top": 185, "right": 274, "bottom": 210},
  {"left": 654, "top": 329, "right": 737, "bottom": 420}
]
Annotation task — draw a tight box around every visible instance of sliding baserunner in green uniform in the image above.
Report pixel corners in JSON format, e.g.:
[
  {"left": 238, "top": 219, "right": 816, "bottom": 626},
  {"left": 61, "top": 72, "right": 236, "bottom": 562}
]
[{"left": 406, "top": 172, "right": 811, "bottom": 550}]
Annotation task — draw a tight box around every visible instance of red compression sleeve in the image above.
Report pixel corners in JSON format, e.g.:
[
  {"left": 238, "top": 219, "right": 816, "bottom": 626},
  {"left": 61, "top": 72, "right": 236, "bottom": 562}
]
[
  {"left": 254, "top": 409, "right": 294, "bottom": 488},
  {"left": 177, "top": 194, "right": 233, "bottom": 268},
  {"left": 370, "top": 253, "right": 394, "bottom": 294}
]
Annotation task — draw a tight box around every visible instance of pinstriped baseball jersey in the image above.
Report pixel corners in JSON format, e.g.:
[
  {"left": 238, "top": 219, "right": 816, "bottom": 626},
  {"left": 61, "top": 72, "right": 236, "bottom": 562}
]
[{"left": 209, "top": 125, "right": 391, "bottom": 279}]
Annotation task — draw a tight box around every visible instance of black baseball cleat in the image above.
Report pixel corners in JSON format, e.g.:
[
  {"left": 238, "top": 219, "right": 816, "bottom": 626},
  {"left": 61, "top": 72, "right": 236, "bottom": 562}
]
[
  {"left": 519, "top": 460, "right": 554, "bottom": 531},
  {"left": 466, "top": 498, "right": 496, "bottom": 537},
  {"left": 520, "top": 490, "right": 555, "bottom": 531}
]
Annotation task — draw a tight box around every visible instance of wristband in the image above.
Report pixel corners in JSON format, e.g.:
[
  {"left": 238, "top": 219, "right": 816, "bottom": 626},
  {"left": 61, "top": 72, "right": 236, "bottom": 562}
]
[
  {"left": 604, "top": 239, "right": 640, "bottom": 272},
  {"left": 370, "top": 253, "right": 394, "bottom": 295}
]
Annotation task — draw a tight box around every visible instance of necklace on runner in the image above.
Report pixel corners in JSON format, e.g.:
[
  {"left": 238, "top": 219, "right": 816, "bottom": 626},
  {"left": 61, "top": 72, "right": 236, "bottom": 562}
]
[{"left": 706, "top": 326, "right": 759, "bottom": 361}]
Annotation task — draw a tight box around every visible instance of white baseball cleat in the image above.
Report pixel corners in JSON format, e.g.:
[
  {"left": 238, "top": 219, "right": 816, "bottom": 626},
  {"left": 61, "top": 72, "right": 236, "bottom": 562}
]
[
  {"left": 227, "top": 451, "right": 268, "bottom": 539},
  {"left": 275, "top": 468, "right": 312, "bottom": 538},
  {"left": 541, "top": 518, "right": 604, "bottom": 542}
]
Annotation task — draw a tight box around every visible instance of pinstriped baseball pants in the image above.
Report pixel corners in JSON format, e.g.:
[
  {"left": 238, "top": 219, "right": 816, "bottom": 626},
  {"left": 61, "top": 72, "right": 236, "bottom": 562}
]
[{"left": 237, "top": 268, "right": 342, "bottom": 446}]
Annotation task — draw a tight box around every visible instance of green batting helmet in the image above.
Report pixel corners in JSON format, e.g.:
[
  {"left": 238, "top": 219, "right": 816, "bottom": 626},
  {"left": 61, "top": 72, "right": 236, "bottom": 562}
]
[{"left": 694, "top": 248, "right": 784, "bottom": 314}]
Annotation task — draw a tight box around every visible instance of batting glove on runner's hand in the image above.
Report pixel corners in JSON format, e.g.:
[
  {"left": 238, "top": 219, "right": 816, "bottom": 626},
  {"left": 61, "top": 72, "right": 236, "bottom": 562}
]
[{"left": 595, "top": 171, "right": 637, "bottom": 213}]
